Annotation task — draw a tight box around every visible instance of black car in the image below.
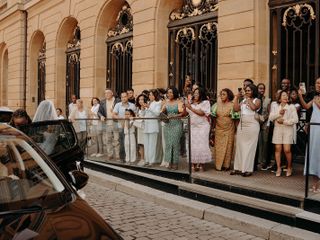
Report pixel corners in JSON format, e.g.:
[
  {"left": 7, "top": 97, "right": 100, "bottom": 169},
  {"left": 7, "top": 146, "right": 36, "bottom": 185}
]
[
  {"left": 19, "top": 120, "right": 84, "bottom": 182},
  {"left": 0, "top": 124, "right": 122, "bottom": 239},
  {"left": 0, "top": 107, "right": 13, "bottom": 123}
]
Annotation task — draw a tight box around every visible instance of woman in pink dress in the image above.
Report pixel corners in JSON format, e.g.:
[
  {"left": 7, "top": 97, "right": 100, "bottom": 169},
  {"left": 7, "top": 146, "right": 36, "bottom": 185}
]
[{"left": 186, "top": 87, "right": 212, "bottom": 172}]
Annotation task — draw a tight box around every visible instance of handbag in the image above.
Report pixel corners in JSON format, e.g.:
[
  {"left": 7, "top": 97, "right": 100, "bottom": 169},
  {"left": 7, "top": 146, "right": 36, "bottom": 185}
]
[{"left": 159, "top": 112, "right": 169, "bottom": 123}]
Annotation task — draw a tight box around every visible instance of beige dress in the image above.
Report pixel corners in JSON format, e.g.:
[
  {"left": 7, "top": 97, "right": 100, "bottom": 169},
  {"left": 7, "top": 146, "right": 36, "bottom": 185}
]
[
  {"left": 269, "top": 103, "right": 298, "bottom": 144},
  {"left": 233, "top": 99, "right": 260, "bottom": 173},
  {"left": 214, "top": 101, "right": 235, "bottom": 170}
]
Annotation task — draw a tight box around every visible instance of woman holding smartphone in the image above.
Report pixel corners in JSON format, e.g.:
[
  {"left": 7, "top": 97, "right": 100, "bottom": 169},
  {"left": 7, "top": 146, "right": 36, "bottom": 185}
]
[
  {"left": 299, "top": 78, "right": 320, "bottom": 192},
  {"left": 231, "top": 84, "right": 261, "bottom": 177},
  {"left": 269, "top": 91, "right": 298, "bottom": 177}
]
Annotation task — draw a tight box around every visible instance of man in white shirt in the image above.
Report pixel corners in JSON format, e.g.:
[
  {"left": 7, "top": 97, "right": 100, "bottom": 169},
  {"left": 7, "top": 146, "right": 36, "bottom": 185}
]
[
  {"left": 98, "top": 89, "right": 120, "bottom": 160},
  {"left": 113, "top": 92, "right": 136, "bottom": 161},
  {"left": 68, "top": 94, "right": 77, "bottom": 119}
]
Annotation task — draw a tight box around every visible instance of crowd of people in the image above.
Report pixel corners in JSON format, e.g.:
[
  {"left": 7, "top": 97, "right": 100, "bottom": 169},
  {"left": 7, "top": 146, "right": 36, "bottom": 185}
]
[{"left": 7, "top": 76, "right": 320, "bottom": 193}]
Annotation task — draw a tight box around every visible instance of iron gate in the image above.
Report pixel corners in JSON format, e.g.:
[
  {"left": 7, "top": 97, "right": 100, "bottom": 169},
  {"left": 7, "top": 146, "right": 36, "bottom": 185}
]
[
  {"left": 269, "top": 0, "right": 320, "bottom": 160},
  {"left": 168, "top": 0, "right": 218, "bottom": 94},
  {"left": 66, "top": 26, "right": 81, "bottom": 116},
  {"left": 106, "top": 4, "right": 133, "bottom": 96},
  {"left": 37, "top": 42, "right": 46, "bottom": 104}
]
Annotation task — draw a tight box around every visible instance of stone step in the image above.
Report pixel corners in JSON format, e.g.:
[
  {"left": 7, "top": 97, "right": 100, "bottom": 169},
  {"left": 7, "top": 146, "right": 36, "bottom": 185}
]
[{"left": 85, "top": 159, "right": 320, "bottom": 234}]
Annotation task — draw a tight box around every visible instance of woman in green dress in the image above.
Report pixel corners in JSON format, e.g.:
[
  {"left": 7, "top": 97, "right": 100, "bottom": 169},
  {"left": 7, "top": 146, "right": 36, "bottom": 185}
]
[{"left": 161, "top": 87, "right": 185, "bottom": 170}]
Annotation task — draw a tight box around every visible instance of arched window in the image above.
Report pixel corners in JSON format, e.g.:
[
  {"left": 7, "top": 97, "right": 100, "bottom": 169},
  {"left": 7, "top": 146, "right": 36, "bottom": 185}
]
[
  {"left": 269, "top": 0, "right": 319, "bottom": 97},
  {"left": 38, "top": 42, "right": 46, "bottom": 104},
  {"left": 66, "top": 26, "right": 81, "bottom": 115},
  {"left": 168, "top": 0, "right": 218, "bottom": 94},
  {"left": 106, "top": 4, "right": 133, "bottom": 96}
]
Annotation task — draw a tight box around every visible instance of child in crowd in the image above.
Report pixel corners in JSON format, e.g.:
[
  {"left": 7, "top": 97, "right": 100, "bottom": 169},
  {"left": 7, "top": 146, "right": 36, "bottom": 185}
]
[{"left": 124, "top": 109, "right": 136, "bottom": 163}]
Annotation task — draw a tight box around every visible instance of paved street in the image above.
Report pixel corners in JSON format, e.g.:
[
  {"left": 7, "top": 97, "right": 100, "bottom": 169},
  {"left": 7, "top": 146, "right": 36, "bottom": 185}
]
[{"left": 84, "top": 180, "right": 264, "bottom": 240}]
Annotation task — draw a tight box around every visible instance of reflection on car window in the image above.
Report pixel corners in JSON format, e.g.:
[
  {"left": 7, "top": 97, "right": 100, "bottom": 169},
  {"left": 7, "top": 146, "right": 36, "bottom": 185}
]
[
  {"left": 0, "top": 137, "right": 65, "bottom": 208},
  {"left": 20, "top": 122, "right": 75, "bottom": 156}
]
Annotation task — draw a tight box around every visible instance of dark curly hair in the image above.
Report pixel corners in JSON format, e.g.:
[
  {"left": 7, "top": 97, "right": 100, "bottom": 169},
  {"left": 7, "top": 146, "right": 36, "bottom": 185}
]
[
  {"left": 220, "top": 88, "right": 234, "bottom": 101},
  {"left": 244, "top": 84, "right": 259, "bottom": 98},
  {"left": 136, "top": 94, "right": 148, "bottom": 109},
  {"left": 9, "top": 109, "right": 32, "bottom": 128},
  {"left": 167, "top": 86, "right": 180, "bottom": 99}
]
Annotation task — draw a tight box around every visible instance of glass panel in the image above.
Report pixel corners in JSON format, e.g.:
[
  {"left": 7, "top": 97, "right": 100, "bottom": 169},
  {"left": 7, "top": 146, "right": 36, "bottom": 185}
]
[
  {"left": 77, "top": 116, "right": 191, "bottom": 174},
  {"left": 0, "top": 136, "right": 65, "bottom": 210}
]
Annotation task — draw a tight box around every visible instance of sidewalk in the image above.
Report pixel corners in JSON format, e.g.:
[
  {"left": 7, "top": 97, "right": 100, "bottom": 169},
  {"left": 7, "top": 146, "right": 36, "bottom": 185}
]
[{"left": 85, "top": 168, "right": 320, "bottom": 240}]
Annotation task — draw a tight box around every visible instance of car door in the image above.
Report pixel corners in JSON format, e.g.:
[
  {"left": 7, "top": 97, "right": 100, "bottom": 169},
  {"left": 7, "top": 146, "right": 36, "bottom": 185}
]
[{"left": 19, "top": 120, "right": 84, "bottom": 181}]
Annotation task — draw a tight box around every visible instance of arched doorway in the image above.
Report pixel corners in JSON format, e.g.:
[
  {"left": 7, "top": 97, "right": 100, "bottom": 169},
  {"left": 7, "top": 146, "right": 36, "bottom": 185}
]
[
  {"left": 29, "top": 31, "right": 45, "bottom": 113},
  {"left": 65, "top": 26, "right": 81, "bottom": 116},
  {"left": 0, "top": 45, "right": 8, "bottom": 106},
  {"left": 106, "top": 3, "right": 133, "bottom": 96},
  {"left": 269, "top": 0, "right": 319, "bottom": 96},
  {"left": 95, "top": 0, "right": 127, "bottom": 98},
  {"left": 56, "top": 17, "right": 79, "bottom": 116}
]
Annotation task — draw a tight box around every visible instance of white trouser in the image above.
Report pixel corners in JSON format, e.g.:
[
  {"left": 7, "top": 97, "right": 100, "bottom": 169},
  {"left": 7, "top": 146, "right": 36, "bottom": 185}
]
[
  {"left": 144, "top": 133, "right": 158, "bottom": 164},
  {"left": 125, "top": 133, "right": 136, "bottom": 162}
]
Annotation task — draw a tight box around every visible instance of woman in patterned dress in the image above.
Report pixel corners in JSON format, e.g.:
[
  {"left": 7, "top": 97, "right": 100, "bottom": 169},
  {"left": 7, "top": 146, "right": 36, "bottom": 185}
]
[
  {"left": 161, "top": 86, "right": 185, "bottom": 170},
  {"left": 212, "top": 88, "right": 236, "bottom": 171},
  {"left": 186, "top": 87, "right": 212, "bottom": 172}
]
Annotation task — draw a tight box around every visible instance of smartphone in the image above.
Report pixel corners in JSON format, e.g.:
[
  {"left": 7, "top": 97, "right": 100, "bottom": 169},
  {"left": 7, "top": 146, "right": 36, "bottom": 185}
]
[{"left": 299, "top": 82, "right": 306, "bottom": 95}]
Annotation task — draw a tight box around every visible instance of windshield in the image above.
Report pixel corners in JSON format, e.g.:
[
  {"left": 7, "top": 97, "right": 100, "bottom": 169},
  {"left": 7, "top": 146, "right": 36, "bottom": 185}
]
[{"left": 0, "top": 133, "right": 65, "bottom": 211}]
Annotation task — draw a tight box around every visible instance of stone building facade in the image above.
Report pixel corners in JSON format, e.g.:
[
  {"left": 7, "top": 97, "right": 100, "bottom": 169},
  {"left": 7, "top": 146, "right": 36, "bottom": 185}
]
[{"left": 0, "top": 0, "right": 318, "bottom": 115}]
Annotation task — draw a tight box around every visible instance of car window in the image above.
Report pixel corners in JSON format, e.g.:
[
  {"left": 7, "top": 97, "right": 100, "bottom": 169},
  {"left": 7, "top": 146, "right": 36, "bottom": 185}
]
[
  {"left": 0, "top": 111, "right": 12, "bottom": 123},
  {"left": 20, "top": 121, "right": 75, "bottom": 156},
  {"left": 0, "top": 136, "right": 65, "bottom": 209}
]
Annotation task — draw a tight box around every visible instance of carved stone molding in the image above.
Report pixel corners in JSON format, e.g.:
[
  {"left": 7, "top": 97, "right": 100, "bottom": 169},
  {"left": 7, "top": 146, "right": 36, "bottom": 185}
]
[
  {"left": 107, "top": 4, "right": 133, "bottom": 38},
  {"left": 67, "top": 26, "right": 81, "bottom": 50},
  {"left": 170, "top": 0, "right": 218, "bottom": 21},
  {"left": 282, "top": 3, "right": 316, "bottom": 27}
]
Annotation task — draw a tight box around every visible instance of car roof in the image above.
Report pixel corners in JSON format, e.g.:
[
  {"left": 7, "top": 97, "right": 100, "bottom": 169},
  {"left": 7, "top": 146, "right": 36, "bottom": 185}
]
[{"left": 0, "top": 107, "right": 13, "bottom": 112}]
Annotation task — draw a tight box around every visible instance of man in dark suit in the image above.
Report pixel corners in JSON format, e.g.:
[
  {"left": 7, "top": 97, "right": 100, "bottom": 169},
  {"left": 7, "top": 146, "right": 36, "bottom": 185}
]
[{"left": 98, "top": 89, "right": 120, "bottom": 160}]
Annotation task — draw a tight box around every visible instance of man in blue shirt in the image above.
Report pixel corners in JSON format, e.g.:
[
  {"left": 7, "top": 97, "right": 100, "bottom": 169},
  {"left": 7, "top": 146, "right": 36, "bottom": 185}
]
[{"left": 113, "top": 92, "right": 136, "bottom": 160}]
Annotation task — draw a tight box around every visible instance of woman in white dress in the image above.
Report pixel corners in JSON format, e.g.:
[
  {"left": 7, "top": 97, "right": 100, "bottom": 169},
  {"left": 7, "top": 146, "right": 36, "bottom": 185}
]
[
  {"left": 33, "top": 100, "right": 59, "bottom": 155},
  {"left": 135, "top": 94, "right": 148, "bottom": 163},
  {"left": 299, "top": 78, "right": 320, "bottom": 192},
  {"left": 269, "top": 91, "right": 298, "bottom": 177},
  {"left": 231, "top": 84, "right": 261, "bottom": 177},
  {"left": 185, "top": 87, "right": 212, "bottom": 172}
]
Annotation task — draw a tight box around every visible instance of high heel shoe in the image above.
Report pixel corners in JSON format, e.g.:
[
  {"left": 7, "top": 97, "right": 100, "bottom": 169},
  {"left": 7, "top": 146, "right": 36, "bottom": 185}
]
[
  {"left": 276, "top": 169, "right": 282, "bottom": 177},
  {"left": 286, "top": 168, "right": 292, "bottom": 177}
]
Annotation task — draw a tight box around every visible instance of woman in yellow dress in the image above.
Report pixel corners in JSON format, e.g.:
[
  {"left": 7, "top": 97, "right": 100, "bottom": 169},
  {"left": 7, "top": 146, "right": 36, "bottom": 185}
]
[{"left": 212, "top": 88, "right": 237, "bottom": 171}]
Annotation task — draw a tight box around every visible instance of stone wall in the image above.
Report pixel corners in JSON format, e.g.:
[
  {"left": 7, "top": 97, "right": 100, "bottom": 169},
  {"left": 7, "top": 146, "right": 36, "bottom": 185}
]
[{"left": 0, "top": 0, "right": 270, "bottom": 115}]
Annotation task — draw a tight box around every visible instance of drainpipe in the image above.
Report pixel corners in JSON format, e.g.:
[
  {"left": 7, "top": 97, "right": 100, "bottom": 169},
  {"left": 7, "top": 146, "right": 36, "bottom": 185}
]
[{"left": 22, "top": 10, "right": 28, "bottom": 109}]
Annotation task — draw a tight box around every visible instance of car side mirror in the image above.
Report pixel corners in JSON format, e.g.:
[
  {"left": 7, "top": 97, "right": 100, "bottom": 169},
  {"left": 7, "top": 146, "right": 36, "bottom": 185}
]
[{"left": 69, "top": 170, "right": 89, "bottom": 190}]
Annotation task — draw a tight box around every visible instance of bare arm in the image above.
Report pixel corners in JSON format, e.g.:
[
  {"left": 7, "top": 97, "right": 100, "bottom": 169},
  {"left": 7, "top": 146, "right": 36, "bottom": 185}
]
[
  {"left": 247, "top": 98, "right": 261, "bottom": 111},
  {"left": 233, "top": 95, "right": 241, "bottom": 112},
  {"left": 298, "top": 89, "right": 313, "bottom": 110}
]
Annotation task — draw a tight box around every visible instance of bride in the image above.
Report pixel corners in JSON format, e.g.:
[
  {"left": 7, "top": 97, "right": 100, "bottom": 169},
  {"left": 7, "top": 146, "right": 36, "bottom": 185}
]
[{"left": 33, "top": 100, "right": 59, "bottom": 155}]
